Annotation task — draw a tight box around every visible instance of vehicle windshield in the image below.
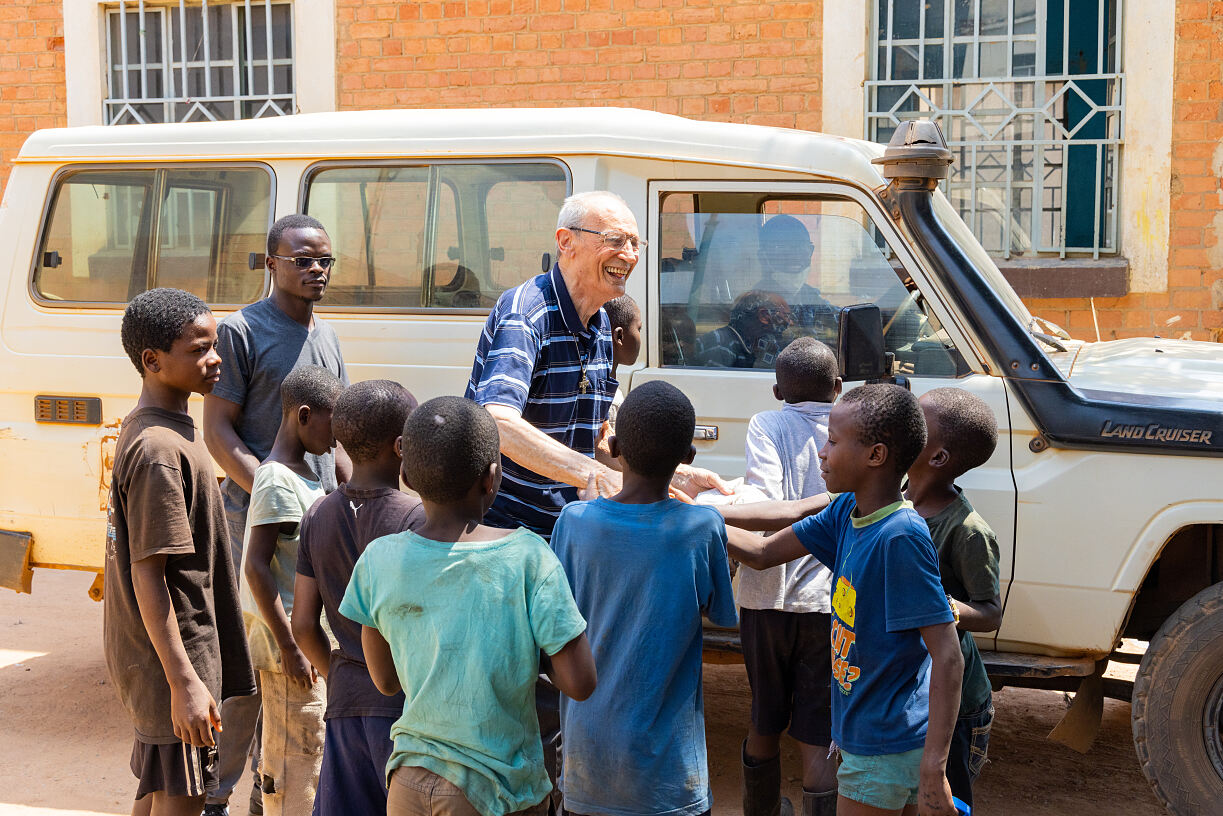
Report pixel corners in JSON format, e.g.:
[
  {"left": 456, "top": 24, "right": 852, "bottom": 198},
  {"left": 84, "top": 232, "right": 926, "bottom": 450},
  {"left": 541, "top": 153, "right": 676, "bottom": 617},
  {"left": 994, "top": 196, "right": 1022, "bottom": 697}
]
[{"left": 929, "top": 191, "right": 1034, "bottom": 329}]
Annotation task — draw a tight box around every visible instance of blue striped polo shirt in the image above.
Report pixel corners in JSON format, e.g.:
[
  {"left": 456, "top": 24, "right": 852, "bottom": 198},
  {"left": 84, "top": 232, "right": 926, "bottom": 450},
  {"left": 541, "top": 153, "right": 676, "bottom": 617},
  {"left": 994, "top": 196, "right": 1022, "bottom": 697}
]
[{"left": 465, "top": 266, "right": 617, "bottom": 538}]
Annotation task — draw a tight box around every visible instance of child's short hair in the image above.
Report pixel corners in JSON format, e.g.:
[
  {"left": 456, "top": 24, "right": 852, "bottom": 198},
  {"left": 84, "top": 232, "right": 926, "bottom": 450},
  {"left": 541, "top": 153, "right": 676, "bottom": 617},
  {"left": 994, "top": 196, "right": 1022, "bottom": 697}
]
[
  {"left": 614, "top": 380, "right": 695, "bottom": 479},
  {"left": 332, "top": 380, "right": 417, "bottom": 463},
  {"left": 280, "top": 365, "right": 343, "bottom": 416},
  {"left": 775, "top": 337, "right": 838, "bottom": 403},
  {"left": 840, "top": 383, "right": 926, "bottom": 475},
  {"left": 120, "top": 287, "right": 211, "bottom": 376},
  {"left": 267, "top": 213, "right": 327, "bottom": 255},
  {"left": 401, "top": 396, "right": 500, "bottom": 503},
  {"left": 604, "top": 294, "right": 640, "bottom": 330},
  {"left": 921, "top": 387, "right": 998, "bottom": 476}
]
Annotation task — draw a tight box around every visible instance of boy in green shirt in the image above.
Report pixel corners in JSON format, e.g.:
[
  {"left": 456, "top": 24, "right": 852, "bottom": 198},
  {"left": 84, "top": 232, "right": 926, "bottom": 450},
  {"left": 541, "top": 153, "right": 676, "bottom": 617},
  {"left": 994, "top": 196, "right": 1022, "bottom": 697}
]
[
  {"left": 341, "top": 396, "right": 597, "bottom": 816},
  {"left": 905, "top": 387, "right": 1004, "bottom": 810}
]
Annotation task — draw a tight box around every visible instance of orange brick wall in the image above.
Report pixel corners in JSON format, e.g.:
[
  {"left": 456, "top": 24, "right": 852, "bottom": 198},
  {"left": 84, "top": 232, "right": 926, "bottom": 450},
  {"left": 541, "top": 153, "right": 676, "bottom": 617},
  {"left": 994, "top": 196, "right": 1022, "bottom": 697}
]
[
  {"left": 1028, "top": 0, "right": 1223, "bottom": 342},
  {"left": 334, "top": 0, "right": 821, "bottom": 130},
  {"left": 0, "top": 0, "right": 67, "bottom": 195}
]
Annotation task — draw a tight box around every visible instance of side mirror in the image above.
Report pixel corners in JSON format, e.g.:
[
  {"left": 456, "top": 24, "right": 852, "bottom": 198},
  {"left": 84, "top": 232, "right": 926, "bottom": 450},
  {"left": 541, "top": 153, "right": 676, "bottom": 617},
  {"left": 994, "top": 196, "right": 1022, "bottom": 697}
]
[{"left": 837, "top": 304, "right": 889, "bottom": 381}]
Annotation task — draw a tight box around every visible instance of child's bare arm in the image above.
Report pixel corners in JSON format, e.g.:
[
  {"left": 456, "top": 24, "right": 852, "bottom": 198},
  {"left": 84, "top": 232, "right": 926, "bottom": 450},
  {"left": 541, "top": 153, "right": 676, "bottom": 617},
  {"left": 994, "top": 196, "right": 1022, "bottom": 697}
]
[
  {"left": 718, "top": 492, "right": 832, "bottom": 532},
  {"left": 546, "top": 632, "right": 597, "bottom": 701},
  {"left": 131, "top": 554, "right": 221, "bottom": 748},
  {"left": 955, "top": 594, "right": 1002, "bottom": 633},
  {"left": 916, "top": 620, "right": 964, "bottom": 816},
  {"left": 724, "top": 525, "right": 811, "bottom": 571},
  {"left": 290, "top": 573, "right": 331, "bottom": 680},
  {"left": 360, "top": 625, "right": 401, "bottom": 696},
  {"left": 244, "top": 522, "right": 315, "bottom": 688}
]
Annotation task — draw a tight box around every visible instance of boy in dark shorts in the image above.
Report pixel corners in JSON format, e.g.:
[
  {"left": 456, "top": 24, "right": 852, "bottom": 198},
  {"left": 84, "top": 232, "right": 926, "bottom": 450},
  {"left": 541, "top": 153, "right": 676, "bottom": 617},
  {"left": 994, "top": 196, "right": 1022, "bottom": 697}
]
[
  {"left": 906, "top": 388, "right": 1003, "bottom": 810},
  {"left": 292, "top": 379, "right": 425, "bottom": 816},
  {"left": 739, "top": 338, "right": 841, "bottom": 816},
  {"left": 341, "top": 396, "right": 597, "bottom": 816},
  {"left": 104, "top": 288, "right": 255, "bottom": 816},
  {"left": 724, "top": 384, "right": 964, "bottom": 816},
  {"left": 551, "top": 380, "right": 739, "bottom": 816}
]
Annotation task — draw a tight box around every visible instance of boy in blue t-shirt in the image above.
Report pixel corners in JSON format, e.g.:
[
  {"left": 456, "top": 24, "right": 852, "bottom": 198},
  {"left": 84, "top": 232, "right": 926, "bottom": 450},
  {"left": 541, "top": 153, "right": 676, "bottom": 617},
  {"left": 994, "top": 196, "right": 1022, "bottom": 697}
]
[
  {"left": 724, "top": 384, "right": 964, "bottom": 816},
  {"left": 340, "top": 396, "right": 597, "bottom": 816},
  {"left": 551, "top": 380, "right": 739, "bottom": 816}
]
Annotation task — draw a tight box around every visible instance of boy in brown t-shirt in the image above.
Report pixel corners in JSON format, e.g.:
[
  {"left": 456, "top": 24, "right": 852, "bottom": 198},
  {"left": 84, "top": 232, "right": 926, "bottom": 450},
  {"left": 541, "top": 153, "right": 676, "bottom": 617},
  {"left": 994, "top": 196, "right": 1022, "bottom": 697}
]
[{"left": 104, "top": 288, "right": 255, "bottom": 816}]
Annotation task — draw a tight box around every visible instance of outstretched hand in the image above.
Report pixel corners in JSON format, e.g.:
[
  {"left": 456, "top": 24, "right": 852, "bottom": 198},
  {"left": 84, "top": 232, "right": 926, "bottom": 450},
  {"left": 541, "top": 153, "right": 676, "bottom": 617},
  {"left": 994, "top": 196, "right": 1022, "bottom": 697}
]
[{"left": 671, "top": 464, "right": 732, "bottom": 499}]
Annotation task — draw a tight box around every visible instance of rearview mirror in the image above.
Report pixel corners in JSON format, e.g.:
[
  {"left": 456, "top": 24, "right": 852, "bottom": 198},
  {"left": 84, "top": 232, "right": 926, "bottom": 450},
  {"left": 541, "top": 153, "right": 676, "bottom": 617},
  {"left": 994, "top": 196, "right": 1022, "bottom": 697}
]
[{"left": 837, "top": 304, "right": 888, "bottom": 381}]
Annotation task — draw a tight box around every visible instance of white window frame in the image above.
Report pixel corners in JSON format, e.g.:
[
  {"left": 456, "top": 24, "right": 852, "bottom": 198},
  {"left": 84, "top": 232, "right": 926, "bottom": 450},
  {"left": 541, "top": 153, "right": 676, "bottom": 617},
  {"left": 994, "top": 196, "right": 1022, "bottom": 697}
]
[{"left": 64, "top": 0, "right": 335, "bottom": 127}]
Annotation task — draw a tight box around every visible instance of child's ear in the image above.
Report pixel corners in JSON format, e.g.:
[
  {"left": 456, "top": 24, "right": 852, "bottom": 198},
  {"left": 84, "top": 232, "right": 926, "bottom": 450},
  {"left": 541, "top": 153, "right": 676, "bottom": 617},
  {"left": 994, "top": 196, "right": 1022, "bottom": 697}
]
[
  {"left": 607, "top": 435, "right": 621, "bottom": 459},
  {"left": 141, "top": 348, "right": 161, "bottom": 375},
  {"left": 682, "top": 444, "right": 697, "bottom": 465},
  {"left": 393, "top": 435, "right": 404, "bottom": 459},
  {"left": 297, "top": 404, "right": 311, "bottom": 426},
  {"left": 929, "top": 446, "right": 951, "bottom": 468},
  {"left": 481, "top": 461, "right": 501, "bottom": 495},
  {"left": 772, "top": 383, "right": 783, "bottom": 402},
  {"left": 613, "top": 326, "right": 624, "bottom": 345},
  {"left": 867, "top": 441, "right": 889, "bottom": 469},
  {"left": 833, "top": 377, "right": 843, "bottom": 399}
]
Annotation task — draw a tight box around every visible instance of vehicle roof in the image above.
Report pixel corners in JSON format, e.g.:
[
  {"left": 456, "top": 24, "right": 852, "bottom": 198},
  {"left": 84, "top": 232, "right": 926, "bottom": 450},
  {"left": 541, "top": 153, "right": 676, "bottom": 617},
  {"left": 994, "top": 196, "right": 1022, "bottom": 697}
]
[{"left": 16, "top": 107, "right": 888, "bottom": 187}]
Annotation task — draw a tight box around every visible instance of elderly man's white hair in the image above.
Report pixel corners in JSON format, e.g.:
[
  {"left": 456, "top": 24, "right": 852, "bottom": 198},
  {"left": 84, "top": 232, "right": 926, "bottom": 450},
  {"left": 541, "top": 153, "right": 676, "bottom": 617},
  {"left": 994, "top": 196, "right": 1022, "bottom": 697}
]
[{"left": 556, "top": 190, "right": 631, "bottom": 231}]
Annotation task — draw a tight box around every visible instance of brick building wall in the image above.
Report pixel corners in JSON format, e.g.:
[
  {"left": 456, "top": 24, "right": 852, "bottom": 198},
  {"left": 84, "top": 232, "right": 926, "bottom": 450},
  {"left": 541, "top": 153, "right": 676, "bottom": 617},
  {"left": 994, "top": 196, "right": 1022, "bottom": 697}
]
[
  {"left": 1027, "top": 0, "right": 1223, "bottom": 342},
  {"left": 334, "top": 0, "right": 822, "bottom": 130},
  {"left": 0, "top": 0, "right": 67, "bottom": 196}
]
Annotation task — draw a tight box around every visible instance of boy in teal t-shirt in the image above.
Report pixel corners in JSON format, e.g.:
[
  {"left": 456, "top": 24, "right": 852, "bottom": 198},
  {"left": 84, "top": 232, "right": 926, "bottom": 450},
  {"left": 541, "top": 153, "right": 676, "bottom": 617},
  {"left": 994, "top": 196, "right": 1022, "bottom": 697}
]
[{"left": 340, "top": 396, "right": 597, "bottom": 816}]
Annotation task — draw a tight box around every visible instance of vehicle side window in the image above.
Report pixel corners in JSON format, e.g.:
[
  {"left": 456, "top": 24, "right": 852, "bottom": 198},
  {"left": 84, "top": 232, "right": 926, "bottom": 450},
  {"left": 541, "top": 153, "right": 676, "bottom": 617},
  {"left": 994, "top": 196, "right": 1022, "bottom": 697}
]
[
  {"left": 303, "top": 162, "right": 569, "bottom": 310},
  {"left": 658, "top": 192, "right": 967, "bottom": 377},
  {"left": 34, "top": 167, "right": 271, "bottom": 305}
]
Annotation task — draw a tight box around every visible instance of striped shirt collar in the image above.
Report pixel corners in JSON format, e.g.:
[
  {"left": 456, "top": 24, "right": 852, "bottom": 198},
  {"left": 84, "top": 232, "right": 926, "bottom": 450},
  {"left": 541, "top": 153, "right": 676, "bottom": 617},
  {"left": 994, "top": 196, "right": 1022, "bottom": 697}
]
[{"left": 551, "top": 265, "right": 596, "bottom": 338}]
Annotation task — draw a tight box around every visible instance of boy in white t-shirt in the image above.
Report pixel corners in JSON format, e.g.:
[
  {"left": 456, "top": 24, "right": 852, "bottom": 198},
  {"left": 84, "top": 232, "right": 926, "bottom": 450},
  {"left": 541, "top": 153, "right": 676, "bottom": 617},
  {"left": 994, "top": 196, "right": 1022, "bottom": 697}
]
[
  {"left": 740, "top": 338, "right": 841, "bottom": 816},
  {"left": 240, "top": 364, "right": 341, "bottom": 816}
]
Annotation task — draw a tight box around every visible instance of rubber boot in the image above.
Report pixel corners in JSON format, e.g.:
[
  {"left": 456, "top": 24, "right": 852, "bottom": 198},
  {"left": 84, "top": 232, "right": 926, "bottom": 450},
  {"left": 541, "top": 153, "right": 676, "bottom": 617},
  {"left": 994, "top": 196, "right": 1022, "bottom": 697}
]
[
  {"left": 741, "top": 740, "right": 794, "bottom": 816},
  {"left": 802, "top": 788, "right": 837, "bottom": 816}
]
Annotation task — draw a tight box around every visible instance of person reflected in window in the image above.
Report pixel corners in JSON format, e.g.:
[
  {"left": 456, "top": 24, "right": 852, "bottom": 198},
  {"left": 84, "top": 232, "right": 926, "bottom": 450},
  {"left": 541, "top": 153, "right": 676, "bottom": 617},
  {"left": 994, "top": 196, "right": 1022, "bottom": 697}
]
[
  {"left": 695, "top": 290, "right": 794, "bottom": 369},
  {"left": 755, "top": 214, "right": 839, "bottom": 346}
]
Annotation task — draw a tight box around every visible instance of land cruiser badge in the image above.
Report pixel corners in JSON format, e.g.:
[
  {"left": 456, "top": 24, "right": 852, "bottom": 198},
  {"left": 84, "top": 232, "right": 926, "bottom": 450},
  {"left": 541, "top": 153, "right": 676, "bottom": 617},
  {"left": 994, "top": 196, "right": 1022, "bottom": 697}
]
[{"left": 1100, "top": 420, "right": 1213, "bottom": 445}]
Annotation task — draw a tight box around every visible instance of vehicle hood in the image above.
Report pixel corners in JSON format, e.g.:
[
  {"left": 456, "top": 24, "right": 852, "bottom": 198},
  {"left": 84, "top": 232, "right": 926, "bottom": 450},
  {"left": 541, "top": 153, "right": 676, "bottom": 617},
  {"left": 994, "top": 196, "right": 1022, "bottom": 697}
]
[{"left": 1067, "top": 338, "right": 1223, "bottom": 407}]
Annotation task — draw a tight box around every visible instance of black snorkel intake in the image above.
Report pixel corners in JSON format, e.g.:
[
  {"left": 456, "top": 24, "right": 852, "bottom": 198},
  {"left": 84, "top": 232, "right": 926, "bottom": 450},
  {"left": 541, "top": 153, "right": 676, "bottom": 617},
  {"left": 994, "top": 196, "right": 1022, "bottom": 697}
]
[{"left": 872, "top": 120, "right": 1223, "bottom": 457}]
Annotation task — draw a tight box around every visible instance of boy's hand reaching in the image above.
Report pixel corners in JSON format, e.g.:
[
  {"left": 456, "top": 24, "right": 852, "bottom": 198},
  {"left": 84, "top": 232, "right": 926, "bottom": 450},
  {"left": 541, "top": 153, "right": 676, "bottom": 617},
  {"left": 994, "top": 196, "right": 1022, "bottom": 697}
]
[
  {"left": 169, "top": 674, "right": 220, "bottom": 747},
  {"left": 282, "top": 643, "right": 318, "bottom": 689},
  {"left": 917, "top": 768, "right": 957, "bottom": 816}
]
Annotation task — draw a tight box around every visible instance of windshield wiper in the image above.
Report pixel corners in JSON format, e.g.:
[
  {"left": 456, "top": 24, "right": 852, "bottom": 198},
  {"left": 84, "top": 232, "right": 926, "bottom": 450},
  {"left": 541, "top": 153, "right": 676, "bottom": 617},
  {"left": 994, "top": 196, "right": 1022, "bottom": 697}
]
[{"left": 1028, "top": 318, "right": 1068, "bottom": 352}]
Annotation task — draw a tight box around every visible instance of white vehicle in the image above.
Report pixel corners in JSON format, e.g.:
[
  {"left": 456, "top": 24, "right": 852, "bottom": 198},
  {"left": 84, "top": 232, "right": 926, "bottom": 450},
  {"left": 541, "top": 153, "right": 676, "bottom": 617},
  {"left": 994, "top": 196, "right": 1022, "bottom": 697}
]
[{"left": 0, "top": 109, "right": 1220, "bottom": 813}]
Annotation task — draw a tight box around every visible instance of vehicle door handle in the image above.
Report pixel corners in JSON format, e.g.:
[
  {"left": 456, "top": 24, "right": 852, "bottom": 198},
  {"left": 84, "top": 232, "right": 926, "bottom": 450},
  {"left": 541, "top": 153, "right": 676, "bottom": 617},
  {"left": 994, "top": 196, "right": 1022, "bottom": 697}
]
[{"left": 694, "top": 425, "right": 719, "bottom": 441}]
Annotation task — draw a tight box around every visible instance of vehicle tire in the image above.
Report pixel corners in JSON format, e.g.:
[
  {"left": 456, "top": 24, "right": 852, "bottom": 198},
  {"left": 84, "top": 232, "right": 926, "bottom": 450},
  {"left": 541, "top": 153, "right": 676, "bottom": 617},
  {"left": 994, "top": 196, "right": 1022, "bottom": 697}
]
[{"left": 1132, "top": 582, "right": 1223, "bottom": 815}]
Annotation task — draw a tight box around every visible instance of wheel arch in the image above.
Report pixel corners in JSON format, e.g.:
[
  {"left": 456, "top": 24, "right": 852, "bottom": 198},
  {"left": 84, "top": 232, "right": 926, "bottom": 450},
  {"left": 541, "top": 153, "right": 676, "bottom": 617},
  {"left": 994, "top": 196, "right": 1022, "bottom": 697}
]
[{"left": 1117, "top": 510, "right": 1223, "bottom": 642}]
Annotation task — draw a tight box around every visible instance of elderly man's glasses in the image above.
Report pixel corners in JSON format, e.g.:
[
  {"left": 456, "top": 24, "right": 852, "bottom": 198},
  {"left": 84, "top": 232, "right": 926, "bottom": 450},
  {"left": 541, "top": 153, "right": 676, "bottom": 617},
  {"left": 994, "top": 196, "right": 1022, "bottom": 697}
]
[
  {"left": 270, "top": 254, "right": 336, "bottom": 270},
  {"left": 567, "top": 226, "right": 647, "bottom": 252}
]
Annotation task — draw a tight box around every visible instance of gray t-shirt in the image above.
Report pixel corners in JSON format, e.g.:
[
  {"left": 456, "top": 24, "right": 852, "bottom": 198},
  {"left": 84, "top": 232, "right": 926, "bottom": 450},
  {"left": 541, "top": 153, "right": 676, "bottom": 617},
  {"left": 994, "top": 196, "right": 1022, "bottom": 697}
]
[
  {"left": 739, "top": 401, "right": 833, "bottom": 613},
  {"left": 212, "top": 297, "right": 348, "bottom": 511}
]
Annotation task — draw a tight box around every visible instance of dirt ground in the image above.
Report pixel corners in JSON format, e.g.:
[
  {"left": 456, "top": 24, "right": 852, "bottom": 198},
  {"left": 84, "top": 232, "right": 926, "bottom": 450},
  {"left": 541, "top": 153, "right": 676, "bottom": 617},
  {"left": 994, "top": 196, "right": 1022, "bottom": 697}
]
[{"left": 1, "top": 570, "right": 1166, "bottom": 816}]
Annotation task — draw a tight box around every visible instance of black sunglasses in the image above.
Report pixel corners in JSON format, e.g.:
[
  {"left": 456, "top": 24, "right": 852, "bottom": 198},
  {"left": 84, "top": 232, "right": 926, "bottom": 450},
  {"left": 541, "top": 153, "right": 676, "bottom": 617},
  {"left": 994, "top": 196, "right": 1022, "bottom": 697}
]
[{"left": 270, "top": 254, "right": 336, "bottom": 270}]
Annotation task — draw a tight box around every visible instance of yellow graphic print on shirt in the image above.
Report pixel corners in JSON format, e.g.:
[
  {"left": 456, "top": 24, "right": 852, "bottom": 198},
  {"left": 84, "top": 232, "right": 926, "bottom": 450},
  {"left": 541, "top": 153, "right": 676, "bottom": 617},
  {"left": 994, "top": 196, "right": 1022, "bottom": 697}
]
[{"left": 830, "top": 575, "right": 861, "bottom": 695}]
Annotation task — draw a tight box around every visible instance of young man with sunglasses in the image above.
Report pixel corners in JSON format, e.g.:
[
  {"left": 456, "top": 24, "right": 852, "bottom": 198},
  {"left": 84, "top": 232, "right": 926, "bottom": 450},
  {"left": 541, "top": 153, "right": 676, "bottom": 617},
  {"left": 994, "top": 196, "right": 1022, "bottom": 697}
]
[{"left": 201, "top": 213, "right": 351, "bottom": 816}]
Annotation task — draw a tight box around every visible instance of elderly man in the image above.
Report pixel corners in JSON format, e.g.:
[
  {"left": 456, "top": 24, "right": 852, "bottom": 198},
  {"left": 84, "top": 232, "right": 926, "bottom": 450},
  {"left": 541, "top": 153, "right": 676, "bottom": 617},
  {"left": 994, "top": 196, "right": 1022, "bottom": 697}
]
[
  {"left": 466, "top": 190, "right": 727, "bottom": 535},
  {"left": 465, "top": 190, "right": 728, "bottom": 810}
]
